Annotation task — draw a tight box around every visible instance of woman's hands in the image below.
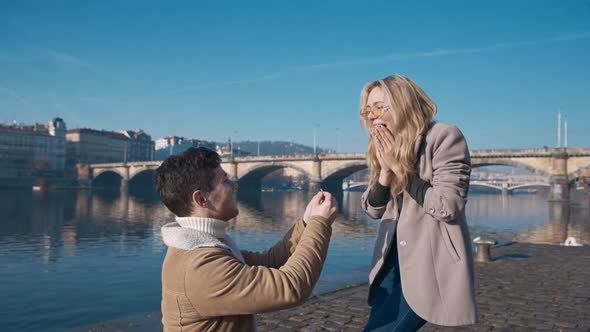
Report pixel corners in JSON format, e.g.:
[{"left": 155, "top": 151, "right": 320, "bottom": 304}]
[{"left": 372, "top": 126, "right": 395, "bottom": 186}]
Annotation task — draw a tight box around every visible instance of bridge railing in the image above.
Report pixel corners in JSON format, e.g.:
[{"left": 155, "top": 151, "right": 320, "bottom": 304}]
[
  {"left": 87, "top": 160, "right": 163, "bottom": 167},
  {"left": 83, "top": 147, "right": 590, "bottom": 168},
  {"left": 471, "top": 147, "right": 590, "bottom": 157},
  {"left": 223, "top": 153, "right": 366, "bottom": 162}
]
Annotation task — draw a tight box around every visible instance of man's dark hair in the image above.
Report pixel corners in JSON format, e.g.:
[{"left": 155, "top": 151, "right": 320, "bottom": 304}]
[{"left": 154, "top": 147, "right": 221, "bottom": 217}]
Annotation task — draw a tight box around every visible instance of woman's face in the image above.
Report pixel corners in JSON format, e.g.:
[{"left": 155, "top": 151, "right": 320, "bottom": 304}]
[
  {"left": 365, "top": 86, "right": 393, "bottom": 132},
  {"left": 366, "top": 86, "right": 394, "bottom": 130}
]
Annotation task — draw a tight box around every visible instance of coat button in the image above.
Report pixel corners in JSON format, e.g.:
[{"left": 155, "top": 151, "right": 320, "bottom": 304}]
[
  {"left": 441, "top": 210, "right": 447, "bottom": 216},
  {"left": 399, "top": 240, "right": 407, "bottom": 246},
  {"left": 428, "top": 207, "right": 435, "bottom": 213}
]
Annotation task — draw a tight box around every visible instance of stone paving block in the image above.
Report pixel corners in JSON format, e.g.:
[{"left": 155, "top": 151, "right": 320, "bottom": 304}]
[
  {"left": 553, "top": 321, "right": 580, "bottom": 329},
  {"left": 350, "top": 317, "right": 366, "bottom": 325},
  {"left": 258, "top": 325, "right": 278, "bottom": 332},
  {"left": 272, "top": 326, "right": 298, "bottom": 332},
  {"left": 330, "top": 312, "right": 353, "bottom": 320},
  {"left": 348, "top": 306, "right": 368, "bottom": 313},
  {"left": 322, "top": 321, "right": 347, "bottom": 331},
  {"left": 346, "top": 321, "right": 365, "bottom": 329},
  {"left": 298, "top": 324, "right": 323, "bottom": 332}
]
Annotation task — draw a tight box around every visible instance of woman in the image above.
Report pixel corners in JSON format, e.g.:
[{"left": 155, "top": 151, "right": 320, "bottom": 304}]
[{"left": 359, "top": 75, "right": 477, "bottom": 331}]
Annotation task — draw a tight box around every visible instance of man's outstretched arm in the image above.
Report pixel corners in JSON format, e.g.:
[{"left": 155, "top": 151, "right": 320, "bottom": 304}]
[
  {"left": 240, "top": 218, "right": 306, "bottom": 268},
  {"left": 188, "top": 215, "right": 332, "bottom": 316}
]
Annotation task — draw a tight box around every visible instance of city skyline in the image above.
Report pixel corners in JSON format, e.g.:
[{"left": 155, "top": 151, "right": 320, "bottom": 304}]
[{"left": 1, "top": 1, "right": 589, "bottom": 152}]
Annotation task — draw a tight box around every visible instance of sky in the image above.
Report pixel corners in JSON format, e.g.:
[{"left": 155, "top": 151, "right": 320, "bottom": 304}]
[{"left": 0, "top": 0, "right": 589, "bottom": 153}]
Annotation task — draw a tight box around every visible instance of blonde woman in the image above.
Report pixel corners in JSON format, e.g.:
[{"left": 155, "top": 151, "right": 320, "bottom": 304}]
[{"left": 359, "top": 75, "right": 477, "bottom": 331}]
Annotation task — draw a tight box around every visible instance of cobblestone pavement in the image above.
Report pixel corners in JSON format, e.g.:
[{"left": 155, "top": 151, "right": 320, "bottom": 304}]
[
  {"left": 256, "top": 243, "right": 590, "bottom": 331},
  {"left": 74, "top": 243, "right": 589, "bottom": 332}
]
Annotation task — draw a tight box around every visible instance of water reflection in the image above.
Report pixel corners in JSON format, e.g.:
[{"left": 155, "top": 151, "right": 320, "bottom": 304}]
[
  {"left": 516, "top": 200, "right": 590, "bottom": 245},
  {"left": 2, "top": 189, "right": 588, "bottom": 261},
  {"left": 235, "top": 190, "right": 378, "bottom": 237},
  {"left": 1, "top": 189, "right": 588, "bottom": 260},
  {"left": 0, "top": 189, "right": 169, "bottom": 263},
  {"left": 465, "top": 190, "right": 590, "bottom": 245}
]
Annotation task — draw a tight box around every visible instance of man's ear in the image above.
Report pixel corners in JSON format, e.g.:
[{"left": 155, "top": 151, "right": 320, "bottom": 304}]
[{"left": 192, "top": 190, "right": 208, "bottom": 208}]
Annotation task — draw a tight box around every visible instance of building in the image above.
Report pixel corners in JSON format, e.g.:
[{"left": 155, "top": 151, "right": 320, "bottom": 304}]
[
  {"left": 215, "top": 140, "right": 251, "bottom": 159},
  {"left": 154, "top": 136, "right": 215, "bottom": 159},
  {"left": 155, "top": 135, "right": 185, "bottom": 151},
  {"left": 121, "top": 129, "right": 155, "bottom": 161},
  {"left": 66, "top": 128, "right": 154, "bottom": 166},
  {"left": 0, "top": 118, "right": 66, "bottom": 178},
  {"left": 215, "top": 143, "right": 232, "bottom": 158},
  {"left": 66, "top": 128, "right": 127, "bottom": 166}
]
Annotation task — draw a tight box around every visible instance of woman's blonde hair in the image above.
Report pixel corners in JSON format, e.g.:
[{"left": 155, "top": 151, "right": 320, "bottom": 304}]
[{"left": 360, "top": 75, "right": 437, "bottom": 194}]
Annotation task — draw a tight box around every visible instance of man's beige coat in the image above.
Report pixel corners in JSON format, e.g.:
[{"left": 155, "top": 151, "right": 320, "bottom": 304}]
[
  {"left": 161, "top": 217, "right": 331, "bottom": 331},
  {"left": 362, "top": 122, "right": 477, "bottom": 326}
]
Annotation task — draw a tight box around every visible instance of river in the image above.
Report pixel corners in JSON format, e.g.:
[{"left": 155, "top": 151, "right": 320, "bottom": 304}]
[{"left": 0, "top": 188, "right": 588, "bottom": 331}]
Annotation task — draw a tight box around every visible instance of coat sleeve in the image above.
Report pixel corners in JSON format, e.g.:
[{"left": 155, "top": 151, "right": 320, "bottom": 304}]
[
  {"left": 423, "top": 125, "right": 471, "bottom": 223},
  {"left": 185, "top": 216, "right": 332, "bottom": 316},
  {"left": 240, "top": 218, "right": 306, "bottom": 268},
  {"left": 361, "top": 186, "right": 388, "bottom": 220}
]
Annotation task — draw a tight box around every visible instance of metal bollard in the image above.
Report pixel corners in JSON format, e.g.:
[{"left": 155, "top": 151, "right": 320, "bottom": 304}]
[{"left": 473, "top": 238, "right": 496, "bottom": 262}]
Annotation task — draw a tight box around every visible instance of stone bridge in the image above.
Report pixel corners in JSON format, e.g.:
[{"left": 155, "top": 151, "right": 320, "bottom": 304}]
[
  {"left": 470, "top": 147, "right": 590, "bottom": 200},
  {"left": 469, "top": 180, "right": 550, "bottom": 195},
  {"left": 77, "top": 147, "right": 590, "bottom": 201}
]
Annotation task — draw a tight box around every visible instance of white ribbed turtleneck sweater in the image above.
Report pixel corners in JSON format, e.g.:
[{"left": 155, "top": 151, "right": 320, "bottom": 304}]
[
  {"left": 161, "top": 216, "right": 245, "bottom": 263},
  {"left": 175, "top": 216, "right": 229, "bottom": 239}
]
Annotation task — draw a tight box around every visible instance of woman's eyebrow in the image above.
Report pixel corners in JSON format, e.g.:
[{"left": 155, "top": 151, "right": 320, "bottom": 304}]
[{"left": 366, "top": 101, "right": 385, "bottom": 106}]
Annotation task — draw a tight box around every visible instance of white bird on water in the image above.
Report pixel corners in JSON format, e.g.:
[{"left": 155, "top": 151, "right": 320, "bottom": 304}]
[{"left": 564, "top": 237, "right": 582, "bottom": 247}]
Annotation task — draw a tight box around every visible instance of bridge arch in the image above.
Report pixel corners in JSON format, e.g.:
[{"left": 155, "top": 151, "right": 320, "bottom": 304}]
[
  {"left": 469, "top": 182, "right": 503, "bottom": 192},
  {"left": 568, "top": 166, "right": 590, "bottom": 180},
  {"left": 92, "top": 170, "right": 123, "bottom": 187},
  {"left": 238, "top": 162, "right": 312, "bottom": 182},
  {"left": 469, "top": 181, "right": 550, "bottom": 193},
  {"left": 508, "top": 183, "right": 550, "bottom": 191},
  {"left": 129, "top": 169, "right": 156, "bottom": 188},
  {"left": 346, "top": 182, "right": 369, "bottom": 190},
  {"left": 93, "top": 168, "right": 125, "bottom": 180},
  {"left": 129, "top": 167, "right": 156, "bottom": 179},
  {"left": 471, "top": 160, "right": 549, "bottom": 176},
  {"left": 322, "top": 161, "right": 367, "bottom": 182}
]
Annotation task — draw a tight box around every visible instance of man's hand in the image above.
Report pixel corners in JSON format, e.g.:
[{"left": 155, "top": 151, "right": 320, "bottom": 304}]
[{"left": 304, "top": 191, "right": 338, "bottom": 225}]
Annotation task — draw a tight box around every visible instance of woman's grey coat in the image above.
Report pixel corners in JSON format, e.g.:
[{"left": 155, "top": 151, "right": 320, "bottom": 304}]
[{"left": 361, "top": 122, "right": 477, "bottom": 326}]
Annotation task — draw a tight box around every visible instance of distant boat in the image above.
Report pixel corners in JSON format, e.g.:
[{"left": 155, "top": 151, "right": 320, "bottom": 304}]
[{"left": 32, "top": 186, "right": 42, "bottom": 191}]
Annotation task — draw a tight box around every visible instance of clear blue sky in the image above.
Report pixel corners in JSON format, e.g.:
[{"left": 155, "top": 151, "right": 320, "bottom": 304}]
[{"left": 1, "top": 0, "right": 589, "bottom": 152}]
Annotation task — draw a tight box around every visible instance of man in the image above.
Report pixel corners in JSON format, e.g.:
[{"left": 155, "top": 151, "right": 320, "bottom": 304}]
[{"left": 155, "top": 147, "right": 337, "bottom": 332}]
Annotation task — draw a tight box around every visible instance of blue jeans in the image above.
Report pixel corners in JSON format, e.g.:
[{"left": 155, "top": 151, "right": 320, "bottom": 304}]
[{"left": 364, "top": 235, "right": 426, "bottom": 332}]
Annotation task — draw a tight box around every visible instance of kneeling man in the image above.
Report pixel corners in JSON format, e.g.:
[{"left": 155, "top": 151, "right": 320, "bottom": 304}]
[{"left": 155, "top": 147, "right": 337, "bottom": 332}]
